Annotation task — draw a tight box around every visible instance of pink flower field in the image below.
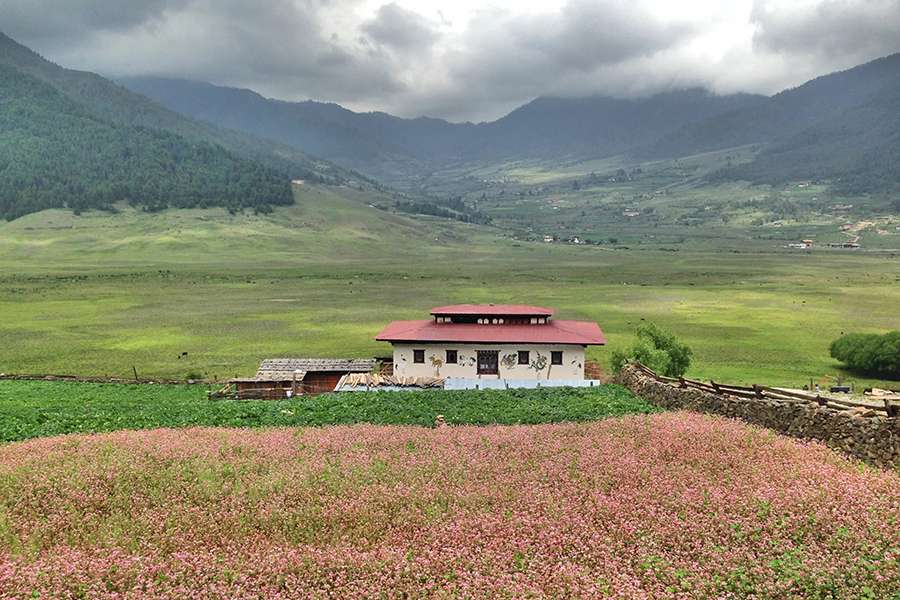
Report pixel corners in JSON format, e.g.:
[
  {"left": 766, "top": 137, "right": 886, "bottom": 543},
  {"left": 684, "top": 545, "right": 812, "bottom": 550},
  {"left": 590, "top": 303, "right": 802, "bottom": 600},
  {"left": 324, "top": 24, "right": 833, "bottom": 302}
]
[{"left": 0, "top": 412, "right": 897, "bottom": 599}]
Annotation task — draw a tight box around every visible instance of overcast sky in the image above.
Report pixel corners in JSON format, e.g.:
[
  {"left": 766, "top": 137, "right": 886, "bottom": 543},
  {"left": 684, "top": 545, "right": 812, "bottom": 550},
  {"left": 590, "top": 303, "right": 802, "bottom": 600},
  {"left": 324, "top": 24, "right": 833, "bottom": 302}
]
[{"left": 4, "top": 0, "right": 900, "bottom": 121}]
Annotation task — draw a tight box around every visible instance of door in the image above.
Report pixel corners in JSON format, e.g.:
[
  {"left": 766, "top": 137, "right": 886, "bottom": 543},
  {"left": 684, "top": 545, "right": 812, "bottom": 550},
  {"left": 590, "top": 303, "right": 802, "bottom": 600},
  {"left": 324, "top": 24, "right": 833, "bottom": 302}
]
[{"left": 477, "top": 350, "right": 499, "bottom": 375}]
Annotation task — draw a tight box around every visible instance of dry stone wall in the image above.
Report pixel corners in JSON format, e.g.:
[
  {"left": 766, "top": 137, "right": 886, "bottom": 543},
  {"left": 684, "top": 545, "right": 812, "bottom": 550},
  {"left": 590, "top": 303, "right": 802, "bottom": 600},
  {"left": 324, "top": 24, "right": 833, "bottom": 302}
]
[{"left": 616, "top": 364, "right": 900, "bottom": 469}]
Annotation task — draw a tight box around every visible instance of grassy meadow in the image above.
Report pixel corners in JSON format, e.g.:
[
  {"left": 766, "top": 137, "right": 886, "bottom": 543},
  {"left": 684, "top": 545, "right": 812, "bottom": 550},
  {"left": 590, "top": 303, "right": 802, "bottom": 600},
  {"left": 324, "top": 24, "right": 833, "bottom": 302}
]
[{"left": 1, "top": 183, "right": 898, "bottom": 387}]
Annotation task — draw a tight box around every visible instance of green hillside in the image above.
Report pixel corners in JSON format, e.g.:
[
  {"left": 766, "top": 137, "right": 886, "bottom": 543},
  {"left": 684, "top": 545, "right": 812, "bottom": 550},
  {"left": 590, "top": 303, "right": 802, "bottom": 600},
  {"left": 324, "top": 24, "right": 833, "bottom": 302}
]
[
  {"left": 0, "top": 32, "right": 349, "bottom": 183},
  {"left": 0, "top": 64, "right": 292, "bottom": 220}
]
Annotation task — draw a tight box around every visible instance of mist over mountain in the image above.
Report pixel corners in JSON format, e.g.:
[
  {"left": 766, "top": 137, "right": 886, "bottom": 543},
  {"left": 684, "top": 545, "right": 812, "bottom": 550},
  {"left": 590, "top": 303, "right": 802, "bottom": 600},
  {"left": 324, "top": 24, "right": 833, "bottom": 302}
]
[
  {"left": 119, "top": 77, "right": 765, "bottom": 180},
  {"left": 121, "top": 53, "right": 900, "bottom": 195}
]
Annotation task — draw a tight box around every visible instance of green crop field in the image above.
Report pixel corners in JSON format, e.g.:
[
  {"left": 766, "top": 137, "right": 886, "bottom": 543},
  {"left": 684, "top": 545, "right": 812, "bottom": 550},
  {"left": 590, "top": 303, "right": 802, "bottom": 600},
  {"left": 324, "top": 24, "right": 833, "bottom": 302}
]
[
  {"left": 1, "top": 183, "right": 898, "bottom": 388},
  {"left": 0, "top": 379, "right": 655, "bottom": 442}
]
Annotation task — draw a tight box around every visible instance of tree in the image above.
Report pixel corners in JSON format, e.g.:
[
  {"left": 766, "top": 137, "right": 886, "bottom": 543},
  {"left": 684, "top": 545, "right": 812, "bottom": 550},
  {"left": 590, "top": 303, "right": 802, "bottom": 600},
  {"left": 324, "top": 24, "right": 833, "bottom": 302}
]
[
  {"left": 611, "top": 322, "right": 693, "bottom": 377},
  {"left": 830, "top": 332, "right": 900, "bottom": 378}
]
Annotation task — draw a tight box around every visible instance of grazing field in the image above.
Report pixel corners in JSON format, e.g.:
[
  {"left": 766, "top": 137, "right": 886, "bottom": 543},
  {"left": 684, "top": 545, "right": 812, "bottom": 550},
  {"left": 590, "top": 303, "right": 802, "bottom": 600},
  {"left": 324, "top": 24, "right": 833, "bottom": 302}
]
[
  {"left": 0, "top": 380, "right": 654, "bottom": 443},
  {"left": 1, "top": 184, "right": 898, "bottom": 387},
  {"left": 1, "top": 414, "right": 898, "bottom": 598},
  {"left": 417, "top": 149, "right": 900, "bottom": 249}
]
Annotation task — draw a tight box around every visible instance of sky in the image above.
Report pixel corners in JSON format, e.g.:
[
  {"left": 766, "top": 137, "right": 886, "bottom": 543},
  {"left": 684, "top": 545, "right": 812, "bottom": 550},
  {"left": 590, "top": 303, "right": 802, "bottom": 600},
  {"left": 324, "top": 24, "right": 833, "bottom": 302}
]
[{"left": 3, "top": 0, "right": 900, "bottom": 122}]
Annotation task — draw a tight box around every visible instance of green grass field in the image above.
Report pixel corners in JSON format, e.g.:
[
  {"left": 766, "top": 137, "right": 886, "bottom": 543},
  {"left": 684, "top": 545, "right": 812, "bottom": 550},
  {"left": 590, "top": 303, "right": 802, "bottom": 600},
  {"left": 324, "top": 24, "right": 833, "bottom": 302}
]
[
  {"left": 1, "top": 184, "right": 898, "bottom": 388},
  {"left": 0, "top": 379, "right": 654, "bottom": 442}
]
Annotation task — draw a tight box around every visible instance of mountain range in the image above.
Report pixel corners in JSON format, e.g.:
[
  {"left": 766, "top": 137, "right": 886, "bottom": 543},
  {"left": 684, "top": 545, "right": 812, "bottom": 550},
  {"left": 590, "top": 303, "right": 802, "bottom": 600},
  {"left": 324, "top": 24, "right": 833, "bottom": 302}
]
[
  {"left": 120, "top": 77, "right": 765, "bottom": 180},
  {"left": 122, "top": 54, "right": 900, "bottom": 194}
]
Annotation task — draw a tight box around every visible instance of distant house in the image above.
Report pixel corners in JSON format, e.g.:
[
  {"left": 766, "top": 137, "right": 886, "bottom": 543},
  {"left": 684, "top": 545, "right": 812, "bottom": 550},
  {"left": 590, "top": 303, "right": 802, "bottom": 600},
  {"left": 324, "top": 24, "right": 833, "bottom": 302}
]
[
  {"left": 376, "top": 304, "right": 606, "bottom": 380},
  {"left": 229, "top": 358, "right": 377, "bottom": 397}
]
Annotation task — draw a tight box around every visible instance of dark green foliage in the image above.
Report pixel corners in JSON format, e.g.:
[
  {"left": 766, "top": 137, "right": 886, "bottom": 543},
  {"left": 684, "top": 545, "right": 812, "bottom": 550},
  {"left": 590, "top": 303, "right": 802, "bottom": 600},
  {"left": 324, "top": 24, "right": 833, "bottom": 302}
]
[
  {"left": 0, "top": 65, "right": 292, "bottom": 220},
  {"left": 830, "top": 332, "right": 900, "bottom": 379},
  {"left": 394, "top": 199, "right": 492, "bottom": 224},
  {"left": 611, "top": 322, "right": 693, "bottom": 377},
  {"left": 0, "top": 380, "right": 658, "bottom": 442}
]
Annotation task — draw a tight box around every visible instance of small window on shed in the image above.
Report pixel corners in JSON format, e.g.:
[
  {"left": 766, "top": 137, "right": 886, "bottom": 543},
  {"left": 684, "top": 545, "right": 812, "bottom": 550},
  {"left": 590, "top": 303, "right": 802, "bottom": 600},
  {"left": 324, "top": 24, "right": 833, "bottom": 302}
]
[
  {"left": 446, "top": 349, "right": 457, "bottom": 364},
  {"left": 517, "top": 350, "right": 530, "bottom": 365},
  {"left": 413, "top": 349, "right": 425, "bottom": 363},
  {"left": 551, "top": 351, "right": 563, "bottom": 365}
]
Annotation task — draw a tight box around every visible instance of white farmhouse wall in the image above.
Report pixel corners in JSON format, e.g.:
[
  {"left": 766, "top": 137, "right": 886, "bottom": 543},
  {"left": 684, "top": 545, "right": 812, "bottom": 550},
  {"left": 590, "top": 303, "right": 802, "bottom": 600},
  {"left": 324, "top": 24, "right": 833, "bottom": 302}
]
[{"left": 392, "top": 343, "right": 585, "bottom": 379}]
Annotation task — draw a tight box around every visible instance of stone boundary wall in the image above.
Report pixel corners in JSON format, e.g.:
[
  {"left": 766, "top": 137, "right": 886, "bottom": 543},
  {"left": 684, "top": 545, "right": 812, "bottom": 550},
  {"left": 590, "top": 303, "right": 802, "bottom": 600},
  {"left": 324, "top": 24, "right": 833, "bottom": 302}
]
[{"left": 615, "top": 364, "right": 900, "bottom": 469}]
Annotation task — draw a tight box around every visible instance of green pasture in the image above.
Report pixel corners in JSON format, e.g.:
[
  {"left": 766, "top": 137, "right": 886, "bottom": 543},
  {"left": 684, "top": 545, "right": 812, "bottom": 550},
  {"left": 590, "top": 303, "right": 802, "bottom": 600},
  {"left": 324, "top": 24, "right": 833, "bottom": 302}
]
[{"left": 1, "top": 184, "right": 898, "bottom": 388}]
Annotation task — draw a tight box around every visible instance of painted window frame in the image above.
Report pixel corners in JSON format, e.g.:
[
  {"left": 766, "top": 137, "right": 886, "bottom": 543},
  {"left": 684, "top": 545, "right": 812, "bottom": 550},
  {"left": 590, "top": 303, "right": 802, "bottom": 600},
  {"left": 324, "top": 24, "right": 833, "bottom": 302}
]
[
  {"left": 550, "top": 350, "right": 563, "bottom": 365},
  {"left": 413, "top": 349, "right": 425, "bottom": 363},
  {"left": 445, "top": 349, "right": 458, "bottom": 364}
]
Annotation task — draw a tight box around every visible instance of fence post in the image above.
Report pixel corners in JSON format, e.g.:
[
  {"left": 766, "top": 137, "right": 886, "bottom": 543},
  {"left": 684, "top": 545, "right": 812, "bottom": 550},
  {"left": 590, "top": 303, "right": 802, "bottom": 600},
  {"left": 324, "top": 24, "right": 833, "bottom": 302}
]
[
  {"left": 679, "top": 377, "right": 686, "bottom": 388},
  {"left": 753, "top": 384, "right": 763, "bottom": 399}
]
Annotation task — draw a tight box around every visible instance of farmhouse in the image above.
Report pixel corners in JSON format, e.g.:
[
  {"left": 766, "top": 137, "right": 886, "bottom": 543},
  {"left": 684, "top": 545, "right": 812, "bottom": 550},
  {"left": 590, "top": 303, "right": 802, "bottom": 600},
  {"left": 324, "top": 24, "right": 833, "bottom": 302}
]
[
  {"left": 229, "top": 358, "right": 377, "bottom": 397},
  {"left": 376, "top": 304, "right": 605, "bottom": 380}
]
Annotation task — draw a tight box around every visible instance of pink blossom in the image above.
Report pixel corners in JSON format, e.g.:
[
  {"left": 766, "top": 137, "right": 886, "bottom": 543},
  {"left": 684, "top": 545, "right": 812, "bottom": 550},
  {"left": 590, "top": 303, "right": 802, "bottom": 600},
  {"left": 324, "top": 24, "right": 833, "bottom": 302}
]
[{"left": 0, "top": 412, "right": 897, "bottom": 598}]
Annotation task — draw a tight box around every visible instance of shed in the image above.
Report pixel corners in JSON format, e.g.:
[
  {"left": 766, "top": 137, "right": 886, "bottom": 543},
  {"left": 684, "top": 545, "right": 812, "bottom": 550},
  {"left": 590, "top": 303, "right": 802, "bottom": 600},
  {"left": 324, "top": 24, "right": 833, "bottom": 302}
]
[{"left": 230, "top": 358, "right": 378, "bottom": 397}]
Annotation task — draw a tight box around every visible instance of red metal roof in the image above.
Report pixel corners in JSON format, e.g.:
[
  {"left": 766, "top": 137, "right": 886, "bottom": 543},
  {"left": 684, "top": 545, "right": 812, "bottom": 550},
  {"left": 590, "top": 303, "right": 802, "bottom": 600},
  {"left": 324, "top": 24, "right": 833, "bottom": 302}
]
[
  {"left": 430, "top": 304, "right": 554, "bottom": 316},
  {"left": 376, "top": 319, "right": 606, "bottom": 345}
]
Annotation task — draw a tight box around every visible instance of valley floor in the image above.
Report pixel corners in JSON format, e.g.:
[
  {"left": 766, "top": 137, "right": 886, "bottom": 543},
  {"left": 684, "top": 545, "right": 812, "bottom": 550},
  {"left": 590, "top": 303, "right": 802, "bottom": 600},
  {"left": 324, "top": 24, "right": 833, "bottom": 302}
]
[{"left": 1, "top": 185, "right": 898, "bottom": 387}]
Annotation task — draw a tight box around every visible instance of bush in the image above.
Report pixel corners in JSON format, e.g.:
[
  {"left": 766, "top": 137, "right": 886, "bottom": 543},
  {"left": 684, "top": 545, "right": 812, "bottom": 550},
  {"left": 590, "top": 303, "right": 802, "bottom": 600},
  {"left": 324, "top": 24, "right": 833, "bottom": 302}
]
[
  {"left": 611, "top": 322, "right": 693, "bottom": 377},
  {"left": 829, "top": 331, "right": 900, "bottom": 379}
]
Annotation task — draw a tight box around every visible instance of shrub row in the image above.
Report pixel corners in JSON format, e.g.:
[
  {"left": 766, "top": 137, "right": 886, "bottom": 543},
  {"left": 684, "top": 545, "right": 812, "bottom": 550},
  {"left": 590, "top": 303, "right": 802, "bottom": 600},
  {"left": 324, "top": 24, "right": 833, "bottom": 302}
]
[{"left": 0, "top": 380, "right": 657, "bottom": 442}]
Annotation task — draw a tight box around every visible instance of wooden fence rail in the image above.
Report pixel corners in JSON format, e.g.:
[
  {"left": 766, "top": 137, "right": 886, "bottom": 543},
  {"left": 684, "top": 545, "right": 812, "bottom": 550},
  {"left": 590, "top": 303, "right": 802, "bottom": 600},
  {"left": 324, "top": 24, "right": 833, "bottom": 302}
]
[{"left": 631, "top": 362, "right": 899, "bottom": 417}]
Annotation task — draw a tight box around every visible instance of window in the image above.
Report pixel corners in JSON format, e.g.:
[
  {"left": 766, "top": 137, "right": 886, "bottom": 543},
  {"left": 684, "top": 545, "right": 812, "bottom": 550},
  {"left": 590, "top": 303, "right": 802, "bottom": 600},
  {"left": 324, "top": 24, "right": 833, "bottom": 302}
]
[
  {"left": 413, "top": 349, "right": 425, "bottom": 363},
  {"left": 446, "top": 349, "right": 457, "bottom": 364},
  {"left": 517, "top": 350, "right": 530, "bottom": 365},
  {"left": 477, "top": 350, "right": 499, "bottom": 375},
  {"left": 551, "top": 351, "right": 563, "bottom": 365}
]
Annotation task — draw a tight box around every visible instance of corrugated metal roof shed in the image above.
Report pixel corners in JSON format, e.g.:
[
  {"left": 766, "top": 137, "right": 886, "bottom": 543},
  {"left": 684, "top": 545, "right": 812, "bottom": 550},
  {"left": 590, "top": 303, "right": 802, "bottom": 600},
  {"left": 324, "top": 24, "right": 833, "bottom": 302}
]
[{"left": 255, "top": 358, "right": 377, "bottom": 380}]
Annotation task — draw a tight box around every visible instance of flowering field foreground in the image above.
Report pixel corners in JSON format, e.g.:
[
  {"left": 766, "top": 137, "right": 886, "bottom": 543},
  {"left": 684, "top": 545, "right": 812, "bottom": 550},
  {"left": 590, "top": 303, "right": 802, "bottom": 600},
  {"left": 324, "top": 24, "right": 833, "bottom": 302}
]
[{"left": 0, "top": 413, "right": 898, "bottom": 599}]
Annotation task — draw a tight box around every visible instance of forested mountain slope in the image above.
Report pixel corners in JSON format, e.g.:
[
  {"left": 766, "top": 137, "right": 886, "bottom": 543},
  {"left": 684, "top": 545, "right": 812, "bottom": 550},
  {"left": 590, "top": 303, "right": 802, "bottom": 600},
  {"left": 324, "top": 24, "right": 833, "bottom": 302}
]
[
  {"left": 0, "top": 32, "right": 352, "bottom": 184},
  {"left": 120, "top": 77, "right": 764, "bottom": 179},
  {"left": 0, "top": 64, "right": 292, "bottom": 220},
  {"left": 651, "top": 53, "right": 900, "bottom": 192},
  {"left": 123, "top": 53, "right": 900, "bottom": 194},
  {"left": 646, "top": 53, "right": 900, "bottom": 160}
]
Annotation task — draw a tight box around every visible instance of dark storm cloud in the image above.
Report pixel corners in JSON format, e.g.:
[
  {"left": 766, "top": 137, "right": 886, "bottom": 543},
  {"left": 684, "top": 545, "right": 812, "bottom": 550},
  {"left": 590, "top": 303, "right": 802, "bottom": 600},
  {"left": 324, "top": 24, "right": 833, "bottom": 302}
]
[
  {"left": 443, "top": 2, "right": 696, "bottom": 105},
  {"left": 2, "top": 0, "right": 188, "bottom": 41},
  {"left": 2, "top": 0, "right": 900, "bottom": 121},
  {"left": 751, "top": 0, "right": 900, "bottom": 62},
  {"left": 361, "top": 2, "right": 440, "bottom": 51}
]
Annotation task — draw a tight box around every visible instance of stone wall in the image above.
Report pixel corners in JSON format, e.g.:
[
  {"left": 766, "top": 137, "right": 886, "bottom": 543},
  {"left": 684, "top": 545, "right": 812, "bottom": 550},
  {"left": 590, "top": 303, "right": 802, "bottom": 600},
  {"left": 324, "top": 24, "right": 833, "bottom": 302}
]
[{"left": 615, "top": 364, "right": 900, "bottom": 469}]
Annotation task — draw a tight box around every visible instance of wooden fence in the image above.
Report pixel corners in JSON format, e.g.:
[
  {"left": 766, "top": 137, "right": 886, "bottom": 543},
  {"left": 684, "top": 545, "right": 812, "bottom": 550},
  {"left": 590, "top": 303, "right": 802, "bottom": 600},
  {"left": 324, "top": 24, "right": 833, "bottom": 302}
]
[{"left": 631, "top": 362, "right": 899, "bottom": 418}]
